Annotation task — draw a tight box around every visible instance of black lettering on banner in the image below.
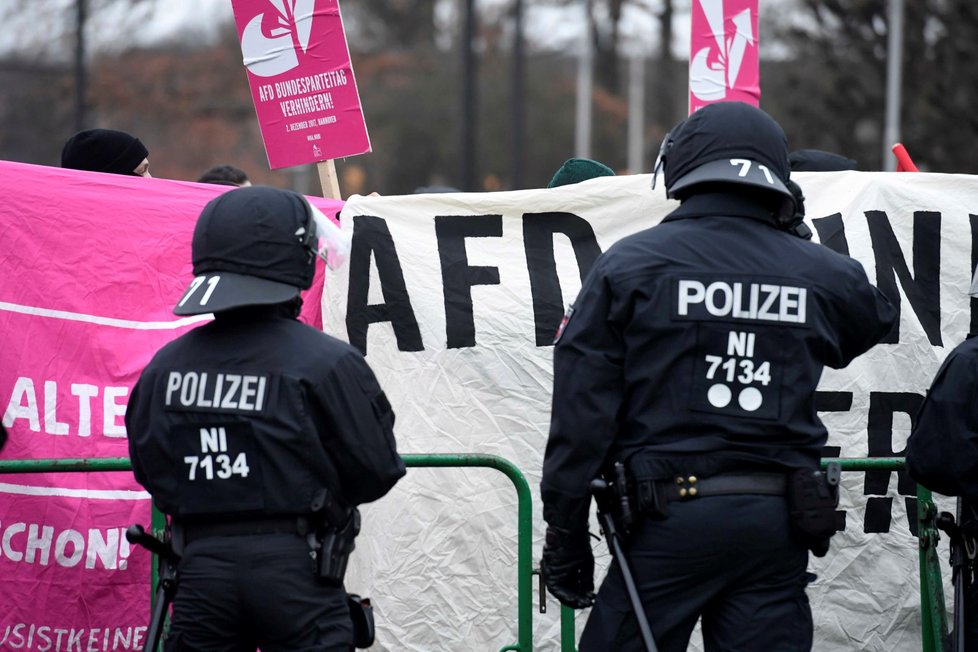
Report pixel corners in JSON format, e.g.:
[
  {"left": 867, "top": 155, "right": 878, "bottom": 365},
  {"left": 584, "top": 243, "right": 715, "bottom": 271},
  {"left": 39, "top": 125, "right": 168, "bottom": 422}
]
[
  {"left": 811, "top": 213, "right": 850, "bottom": 256},
  {"left": 970, "top": 214, "right": 978, "bottom": 337},
  {"left": 865, "top": 210, "right": 942, "bottom": 346},
  {"left": 815, "top": 390, "right": 853, "bottom": 459},
  {"left": 863, "top": 391, "right": 924, "bottom": 535},
  {"left": 435, "top": 215, "right": 502, "bottom": 349},
  {"left": 347, "top": 215, "right": 424, "bottom": 355},
  {"left": 522, "top": 212, "right": 602, "bottom": 346}
]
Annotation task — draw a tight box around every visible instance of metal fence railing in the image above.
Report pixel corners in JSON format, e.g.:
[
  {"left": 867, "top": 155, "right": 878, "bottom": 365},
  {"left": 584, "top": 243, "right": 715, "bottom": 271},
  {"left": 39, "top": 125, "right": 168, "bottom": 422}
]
[
  {"left": 0, "top": 453, "right": 534, "bottom": 652},
  {"left": 0, "top": 455, "right": 953, "bottom": 652},
  {"left": 823, "top": 458, "right": 948, "bottom": 652}
]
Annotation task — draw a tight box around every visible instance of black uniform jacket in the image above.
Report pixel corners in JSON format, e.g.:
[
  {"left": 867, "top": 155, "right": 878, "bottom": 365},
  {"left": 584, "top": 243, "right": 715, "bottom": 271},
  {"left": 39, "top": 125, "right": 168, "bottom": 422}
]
[
  {"left": 126, "top": 306, "right": 405, "bottom": 519},
  {"left": 907, "top": 335, "right": 978, "bottom": 502},
  {"left": 542, "top": 192, "right": 897, "bottom": 531}
]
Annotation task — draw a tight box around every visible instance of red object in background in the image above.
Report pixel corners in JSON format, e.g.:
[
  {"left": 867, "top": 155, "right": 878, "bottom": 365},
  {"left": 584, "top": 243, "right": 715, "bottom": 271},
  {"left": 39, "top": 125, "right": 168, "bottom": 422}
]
[{"left": 892, "top": 143, "right": 919, "bottom": 172}]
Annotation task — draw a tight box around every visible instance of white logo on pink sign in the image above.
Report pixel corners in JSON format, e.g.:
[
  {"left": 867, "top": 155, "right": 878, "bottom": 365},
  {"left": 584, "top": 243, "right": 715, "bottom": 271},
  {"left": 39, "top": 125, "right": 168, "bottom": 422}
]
[
  {"left": 232, "top": 0, "right": 371, "bottom": 169},
  {"left": 689, "top": 0, "right": 760, "bottom": 114},
  {"left": 241, "top": 0, "right": 315, "bottom": 77}
]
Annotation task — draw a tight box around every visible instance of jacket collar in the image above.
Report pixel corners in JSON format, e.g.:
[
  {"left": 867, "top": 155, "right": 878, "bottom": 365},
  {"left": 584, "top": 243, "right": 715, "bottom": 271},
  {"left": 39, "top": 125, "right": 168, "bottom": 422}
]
[{"left": 662, "top": 192, "right": 781, "bottom": 230}]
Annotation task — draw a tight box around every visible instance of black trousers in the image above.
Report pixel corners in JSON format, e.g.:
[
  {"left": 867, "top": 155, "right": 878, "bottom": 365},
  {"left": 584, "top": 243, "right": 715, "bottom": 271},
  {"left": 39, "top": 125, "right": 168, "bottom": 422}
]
[
  {"left": 165, "top": 533, "right": 353, "bottom": 652},
  {"left": 580, "top": 494, "right": 813, "bottom": 652},
  {"left": 965, "top": 566, "right": 977, "bottom": 649}
]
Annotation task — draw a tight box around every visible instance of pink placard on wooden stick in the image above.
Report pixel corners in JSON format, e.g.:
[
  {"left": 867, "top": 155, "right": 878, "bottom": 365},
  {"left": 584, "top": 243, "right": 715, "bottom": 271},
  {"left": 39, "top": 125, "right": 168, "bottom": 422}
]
[
  {"left": 688, "top": 0, "right": 760, "bottom": 114},
  {"left": 232, "top": 0, "right": 370, "bottom": 170}
]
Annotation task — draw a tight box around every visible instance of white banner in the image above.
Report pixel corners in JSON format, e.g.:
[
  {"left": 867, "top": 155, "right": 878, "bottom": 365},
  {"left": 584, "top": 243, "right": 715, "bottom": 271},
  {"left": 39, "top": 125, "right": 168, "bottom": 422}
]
[{"left": 324, "top": 171, "right": 971, "bottom": 651}]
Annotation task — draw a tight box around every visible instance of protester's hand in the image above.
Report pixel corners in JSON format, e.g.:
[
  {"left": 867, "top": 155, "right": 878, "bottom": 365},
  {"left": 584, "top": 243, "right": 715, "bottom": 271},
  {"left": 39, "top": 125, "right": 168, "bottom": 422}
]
[{"left": 541, "top": 525, "right": 595, "bottom": 609}]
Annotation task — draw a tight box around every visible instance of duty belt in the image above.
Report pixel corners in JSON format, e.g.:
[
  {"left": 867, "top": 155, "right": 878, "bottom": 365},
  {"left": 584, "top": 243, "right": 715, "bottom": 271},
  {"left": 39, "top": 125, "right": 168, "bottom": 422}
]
[
  {"left": 644, "top": 472, "right": 787, "bottom": 504},
  {"left": 176, "top": 515, "right": 311, "bottom": 543}
]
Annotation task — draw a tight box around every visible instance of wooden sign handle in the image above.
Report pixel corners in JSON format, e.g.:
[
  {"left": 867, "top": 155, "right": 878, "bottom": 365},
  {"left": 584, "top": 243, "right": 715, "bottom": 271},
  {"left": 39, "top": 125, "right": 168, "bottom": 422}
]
[{"left": 317, "top": 160, "right": 342, "bottom": 200}]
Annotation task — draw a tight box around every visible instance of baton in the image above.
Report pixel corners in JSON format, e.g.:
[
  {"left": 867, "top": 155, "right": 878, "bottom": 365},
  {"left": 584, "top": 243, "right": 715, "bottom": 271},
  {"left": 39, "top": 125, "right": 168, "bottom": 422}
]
[
  {"left": 590, "top": 479, "right": 659, "bottom": 652},
  {"left": 935, "top": 496, "right": 974, "bottom": 652},
  {"left": 936, "top": 504, "right": 969, "bottom": 652},
  {"left": 126, "top": 524, "right": 179, "bottom": 652}
]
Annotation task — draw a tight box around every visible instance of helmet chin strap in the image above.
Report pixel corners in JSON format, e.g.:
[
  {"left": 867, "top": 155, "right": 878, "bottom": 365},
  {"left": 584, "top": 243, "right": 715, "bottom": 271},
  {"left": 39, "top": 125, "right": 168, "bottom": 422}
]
[
  {"left": 286, "top": 295, "right": 304, "bottom": 318},
  {"left": 779, "top": 180, "right": 811, "bottom": 240}
]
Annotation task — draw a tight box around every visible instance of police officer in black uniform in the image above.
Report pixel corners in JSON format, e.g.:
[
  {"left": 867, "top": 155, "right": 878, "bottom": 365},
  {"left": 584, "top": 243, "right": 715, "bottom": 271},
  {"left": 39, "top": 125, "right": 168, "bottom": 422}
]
[
  {"left": 125, "top": 186, "right": 406, "bottom": 651},
  {"left": 906, "top": 274, "right": 978, "bottom": 649},
  {"left": 540, "top": 101, "right": 897, "bottom": 652}
]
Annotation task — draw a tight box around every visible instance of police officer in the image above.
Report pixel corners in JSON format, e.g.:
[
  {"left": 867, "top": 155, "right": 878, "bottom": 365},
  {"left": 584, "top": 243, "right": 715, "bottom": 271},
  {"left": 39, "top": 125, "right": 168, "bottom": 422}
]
[
  {"left": 906, "top": 274, "right": 978, "bottom": 649},
  {"left": 540, "top": 101, "right": 897, "bottom": 652},
  {"left": 125, "top": 186, "right": 406, "bottom": 651}
]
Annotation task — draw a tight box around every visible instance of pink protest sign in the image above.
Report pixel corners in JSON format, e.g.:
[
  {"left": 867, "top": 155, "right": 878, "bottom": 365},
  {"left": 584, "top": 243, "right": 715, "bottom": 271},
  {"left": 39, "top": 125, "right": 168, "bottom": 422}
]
[
  {"left": 232, "top": 0, "right": 371, "bottom": 170},
  {"left": 688, "top": 0, "right": 760, "bottom": 114},
  {"left": 0, "top": 160, "right": 341, "bottom": 647}
]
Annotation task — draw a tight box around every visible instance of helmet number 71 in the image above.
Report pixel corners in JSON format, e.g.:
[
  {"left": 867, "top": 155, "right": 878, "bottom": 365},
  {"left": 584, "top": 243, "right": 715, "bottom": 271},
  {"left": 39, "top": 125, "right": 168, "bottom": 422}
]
[
  {"left": 730, "top": 159, "right": 774, "bottom": 184},
  {"left": 178, "top": 275, "right": 221, "bottom": 308}
]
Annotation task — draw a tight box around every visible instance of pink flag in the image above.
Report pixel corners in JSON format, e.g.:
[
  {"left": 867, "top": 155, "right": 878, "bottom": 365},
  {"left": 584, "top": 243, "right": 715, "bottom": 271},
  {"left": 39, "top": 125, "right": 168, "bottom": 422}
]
[
  {"left": 0, "top": 160, "right": 341, "bottom": 644},
  {"left": 688, "top": 0, "right": 760, "bottom": 114},
  {"left": 232, "top": 0, "right": 371, "bottom": 169}
]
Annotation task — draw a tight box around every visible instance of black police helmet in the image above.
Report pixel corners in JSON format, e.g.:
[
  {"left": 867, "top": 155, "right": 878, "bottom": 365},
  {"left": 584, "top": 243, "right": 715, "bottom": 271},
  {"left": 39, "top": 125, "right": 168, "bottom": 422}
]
[
  {"left": 789, "top": 149, "right": 858, "bottom": 172},
  {"left": 174, "top": 186, "right": 316, "bottom": 316},
  {"left": 661, "top": 101, "right": 794, "bottom": 216}
]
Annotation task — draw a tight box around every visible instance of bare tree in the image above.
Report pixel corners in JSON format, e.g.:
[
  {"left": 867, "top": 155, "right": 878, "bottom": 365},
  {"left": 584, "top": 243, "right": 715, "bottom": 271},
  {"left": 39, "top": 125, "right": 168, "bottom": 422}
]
[
  {"left": 0, "top": 0, "right": 159, "bottom": 133},
  {"left": 766, "top": 0, "right": 978, "bottom": 172},
  {"left": 529, "top": 0, "right": 662, "bottom": 96},
  {"left": 343, "top": 0, "right": 442, "bottom": 52}
]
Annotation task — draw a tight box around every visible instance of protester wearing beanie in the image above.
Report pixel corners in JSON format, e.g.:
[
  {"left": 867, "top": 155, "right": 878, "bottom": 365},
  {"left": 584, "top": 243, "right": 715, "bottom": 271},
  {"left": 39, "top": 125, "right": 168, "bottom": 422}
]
[
  {"left": 547, "top": 158, "right": 615, "bottom": 188},
  {"left": 61, "top": 128, "right": 151, "bottom": 177}
]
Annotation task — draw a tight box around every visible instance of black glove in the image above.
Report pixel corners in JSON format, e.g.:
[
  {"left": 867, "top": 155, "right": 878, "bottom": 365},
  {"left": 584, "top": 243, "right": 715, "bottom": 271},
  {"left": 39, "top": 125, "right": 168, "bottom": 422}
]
[
  {"left": 541, "top": 525, "right": 595, "bottom": 609},
  {"left": 783, "top": 179, "right": 813, "bottom": 240}
]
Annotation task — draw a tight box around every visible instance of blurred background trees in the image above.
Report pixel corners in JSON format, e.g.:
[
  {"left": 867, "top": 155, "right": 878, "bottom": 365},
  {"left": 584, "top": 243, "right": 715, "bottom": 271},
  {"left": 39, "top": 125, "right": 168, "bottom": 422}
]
[
  {"left": 763, "top": 0, "right": 978, "bottom": 175},
  {"left": 0, "top": 0, "right": 975, "bottom": 196}
]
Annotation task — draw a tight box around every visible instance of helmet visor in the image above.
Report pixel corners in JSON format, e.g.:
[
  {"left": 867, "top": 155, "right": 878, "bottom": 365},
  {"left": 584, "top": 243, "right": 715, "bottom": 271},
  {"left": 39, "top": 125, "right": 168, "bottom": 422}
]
[
  {"left": 307, "top": 203, "right": 351, "bottom": 271},
  {"left": 650, "top": 131, "right": 672, "bottom": 191}
]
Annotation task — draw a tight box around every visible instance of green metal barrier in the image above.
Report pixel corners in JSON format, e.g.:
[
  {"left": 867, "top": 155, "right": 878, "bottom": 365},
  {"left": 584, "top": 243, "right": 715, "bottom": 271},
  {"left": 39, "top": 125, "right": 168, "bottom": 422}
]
[
  {"left": 917, "top": 486, "right": 951, "bottom": 652},
  {"left": 556, "top": 457, "right": 950, "bottom": 652},
  {"left": 402, "top": 454, "right": 534, "bottom": 652},
  {"left": 0, "top": 455, "right": 953, "bottom": 652},
  {"left": 0, "top": 453, "right": 535, "bottom": 652},
  {"left": 824, "top": 458, "right": 947, "bottom": 652},
  {"left": 0, "top": 457, "right": 132, "bottom": 473}
]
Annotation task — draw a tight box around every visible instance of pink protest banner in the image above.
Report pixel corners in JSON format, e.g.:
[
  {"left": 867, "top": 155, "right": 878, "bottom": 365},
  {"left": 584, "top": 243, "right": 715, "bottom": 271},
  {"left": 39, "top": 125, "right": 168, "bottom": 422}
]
[
  {"left": 689, "top": 0, "right": 760, "bottom": 114},
  {"left": 0, "top": 160, "right": 342, "bottom": 648},
  {"left": 232, "top": 0, "right": 370, "bottom": 170}
]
